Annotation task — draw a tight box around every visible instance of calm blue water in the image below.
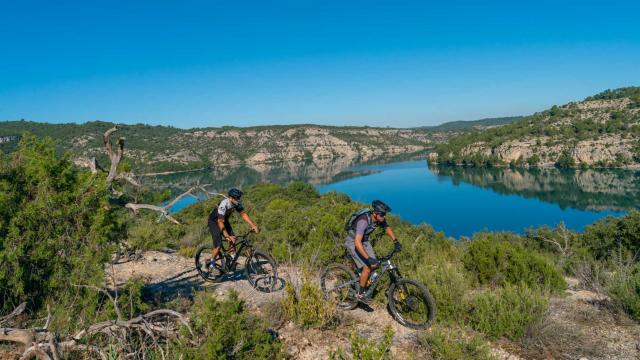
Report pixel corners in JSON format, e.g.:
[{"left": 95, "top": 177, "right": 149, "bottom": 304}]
[
  {"left": 165, "top": 160, "right": 637, "bottom": 238},
  {"left": 317, "top": 161, "right": 628, "bottom": 238}
]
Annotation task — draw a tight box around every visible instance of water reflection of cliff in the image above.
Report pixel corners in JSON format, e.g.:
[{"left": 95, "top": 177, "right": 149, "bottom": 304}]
[
  {"left": 142, "top": 154, "right": 423, "bottom": 195},
  {"left": 429, "top": 165, "right": 640, "bottom": 212}
]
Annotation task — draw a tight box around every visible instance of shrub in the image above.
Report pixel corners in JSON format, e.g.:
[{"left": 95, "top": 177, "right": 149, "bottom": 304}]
[
  {"left": 463, "top": 235, "right": 566, "bottom": 292},
  {"left": 609, "top": 263, "right": 640, "bottom": 321},
  {"left": 0, "top": 135, "right": 123, "bottom": 314},
  {"left": 469, "top": 283, "right": 549, "bottom": 340},
  {"left": 415, "top": 259, "right": 471, "bottom": 323},
  {"left": 172, "top": 291, "right": 284, "bottom": 359},
  {"left": 555, "top": 151, "right": 575, "bottom": 168},
  {"left": 330, "top": 326, "right": 394, "bottom": 360},
  {"left": 282, "top": 277, "right": 337, "bottom": 329},
  {"left": 419, "top": 326, "right": 495, "bottom": 360},
  {"left": 579, "top": 210, "right": 640, "bottom": 262},
  {"left": 527, "top": 154, "right": 540, "bottom": 166}
]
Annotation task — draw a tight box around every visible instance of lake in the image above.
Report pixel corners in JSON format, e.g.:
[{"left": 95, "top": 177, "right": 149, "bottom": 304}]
[{"left": 154, "top": 159, "right": 638, "bottom": 238}]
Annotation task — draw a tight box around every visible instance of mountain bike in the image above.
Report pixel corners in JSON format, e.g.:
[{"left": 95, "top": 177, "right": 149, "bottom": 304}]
[
  {"left": 320, "top": 247, "right": 435, "bottom": 329},
  {"left": 194, "top": 231, "right": 278, "bottom": 292}
]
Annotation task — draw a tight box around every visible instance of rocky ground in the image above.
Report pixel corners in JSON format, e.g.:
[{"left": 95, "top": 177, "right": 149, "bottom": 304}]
[{"left": 107, "top": 251, "right": 640, "bottom": 360}]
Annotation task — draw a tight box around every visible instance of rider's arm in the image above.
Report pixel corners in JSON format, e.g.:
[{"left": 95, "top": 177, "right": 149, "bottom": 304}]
[
  {"left": 354, "top": 232, "right": 370, "bottom": 260},
  {"left": 239, "top": 211, "right": 258, "bottom": 232},
  {"left": 385, "top": 226, "right": 398, "bottom": 242}
]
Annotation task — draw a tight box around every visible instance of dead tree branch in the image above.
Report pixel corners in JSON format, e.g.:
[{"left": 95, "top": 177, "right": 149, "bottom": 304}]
[
  {"left": 0, "top": 302, "right": 192, "bottom": 360},
  {"left": 537, "top": 222, "right": 572, "bottom": 257},
  {"left": 0, "top": 302, "right": 26, "bottom": 326},
  {"left": 124, "top": 186, "right": 200, "bottom": 225},
  {"left": 102, "top": 127, "right": 141, "bottom": 188}
]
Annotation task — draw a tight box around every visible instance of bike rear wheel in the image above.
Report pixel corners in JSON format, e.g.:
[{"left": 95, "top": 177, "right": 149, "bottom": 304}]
[
  {"left": 387, "top": 278, "right": 435, "bottom": 329},
  {"left": 320, "top": 263, "right": 358, "bottom": 310},
  {"left": 194, "top": 245, "right": 225, "bottom": 282},
  {"left": 245, "top": 250, "right": 278, "bottom": 292}
]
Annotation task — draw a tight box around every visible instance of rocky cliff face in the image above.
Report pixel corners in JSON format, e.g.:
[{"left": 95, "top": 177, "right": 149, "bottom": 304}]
[
  {"left": 432, "top": 88, "right": 640, "bottom": 168},
  {"left": 70, "top": 125, "right": 435, "bottom": 170}
]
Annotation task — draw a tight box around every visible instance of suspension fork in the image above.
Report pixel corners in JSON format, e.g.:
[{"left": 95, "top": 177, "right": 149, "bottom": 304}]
[{"left": 388, "top": 268, "right": 403, "bottom": 284}]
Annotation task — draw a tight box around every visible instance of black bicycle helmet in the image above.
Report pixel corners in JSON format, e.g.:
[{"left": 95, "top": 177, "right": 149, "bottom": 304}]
[
  {"left": 228, "top": 188, "right": 244, "bottom": 199},
  {"left": 371, "top": 200, "right": 391, "bottom": 215}
]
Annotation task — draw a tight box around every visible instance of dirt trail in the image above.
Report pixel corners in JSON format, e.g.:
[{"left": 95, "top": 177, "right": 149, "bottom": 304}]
[
  {"left": 110, "top": 250, "right": 428, "bottom": 358},
  {"left": 111, "top": 251, "right": 640, "bottom": 360}
]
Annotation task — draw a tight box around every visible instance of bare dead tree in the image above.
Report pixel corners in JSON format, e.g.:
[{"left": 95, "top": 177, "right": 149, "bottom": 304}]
[
  {"left": 0, "top": 298, "right": 193, "bottom": 359},
  {"left": 537, "top": 222, "right": 572, "bottom": 257},
  {"left": 103, "top": 127, "right": 141, "bottom": 187},
  {"left": 100, "top": 128, "right": 230, "bottom": 225}
]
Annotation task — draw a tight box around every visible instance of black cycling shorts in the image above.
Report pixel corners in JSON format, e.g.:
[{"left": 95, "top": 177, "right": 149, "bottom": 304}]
[{"left": 208, "top": 219, "right": 234, "bottom": 248}]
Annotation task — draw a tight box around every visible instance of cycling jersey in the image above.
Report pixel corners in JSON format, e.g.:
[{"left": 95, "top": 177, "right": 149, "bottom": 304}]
[
  {"left": 348, "top": 212, "right": 388, "bottom": 241},
  {"left": 208, "top": 198, "right": 245, "bottom": 222}
]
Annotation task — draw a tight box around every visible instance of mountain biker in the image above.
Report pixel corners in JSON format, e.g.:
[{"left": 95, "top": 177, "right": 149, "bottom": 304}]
[
  {"left": 345, "top": 200, "right": 401, "bottom": 301},
  {"left": 208, "top": 188, "right": 259, "bottom": 266}
]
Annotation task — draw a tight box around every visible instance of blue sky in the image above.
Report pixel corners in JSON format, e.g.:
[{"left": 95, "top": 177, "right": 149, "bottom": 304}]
[{"left": 1, "top": 0, "right": 639, "bottom": 128}]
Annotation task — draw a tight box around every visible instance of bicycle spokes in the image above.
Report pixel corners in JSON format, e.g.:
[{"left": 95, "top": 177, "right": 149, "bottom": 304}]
[{"left": 392, "top": 284, "right": 428, "bottom": 323}]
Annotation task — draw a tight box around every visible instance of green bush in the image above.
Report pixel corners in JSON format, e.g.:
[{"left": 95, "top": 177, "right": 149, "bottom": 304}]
[
  {"left": 415, "top": 259, "right": 470, "bottom": 323},
  {"left": 282, "top": 277, "right": 337, "bottom": 329},
  {"left": 172, "top": 291, "right": 284, "bottom": 359},
  {"left": 463, "top": 235, "right": 566, "bottom": 292},
  {"left": 0, "top": 135, "right": 123, "bottom": 314},
  {"left": 609, "top": 263, "right": 640, "bottom": 321},
  {"left": 330, "top": 326, "right": 394, "bottom": 360},
  {"left": 469, "top": 283, "right": 549, "bottom": 340},
  {"left": 579, "top": 210, "right": 640, "bottom": 262},
  {"left": 555, "top": 151, "right": 575, "bottom": 168},
  {"left": 419, "top": 326, "right": 495, "bottom": 360}
]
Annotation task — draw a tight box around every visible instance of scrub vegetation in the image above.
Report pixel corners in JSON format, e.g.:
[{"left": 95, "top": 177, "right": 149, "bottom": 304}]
[{"left": 2, "top": 135, "right": 639, "bottom": 358}]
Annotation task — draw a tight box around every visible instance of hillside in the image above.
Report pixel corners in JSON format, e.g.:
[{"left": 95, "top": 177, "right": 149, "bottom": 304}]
[
  {"left": 430, "top": 87, "right": 640, "bottom": 168},
  {"left": 418, "top": 116, "right": 523, "bottom": 132},
  {"left": 2, "top": 138, "right": 640, "bottom": 359},
  {"left": 0, "top": 121, "right": 438, "bottom": 172}
]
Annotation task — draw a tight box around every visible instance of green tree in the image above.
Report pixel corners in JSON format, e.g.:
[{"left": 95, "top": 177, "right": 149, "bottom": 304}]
[{"left": 0, "top": 134, "right": 123, "bottom": 313}]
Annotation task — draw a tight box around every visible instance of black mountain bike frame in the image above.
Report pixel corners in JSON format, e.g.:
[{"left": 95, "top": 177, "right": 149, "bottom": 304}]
[
  {"left": 215, "top": 230, "right": 255, "bottom": 273},
  {"left": 353, "top": 247, "right": 401, "bottom": 298}
]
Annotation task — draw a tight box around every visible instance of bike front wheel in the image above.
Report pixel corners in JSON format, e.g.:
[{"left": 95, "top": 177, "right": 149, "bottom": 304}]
[
  {"left": 245, "top": 250, "right": 278, "bottom": 292},
  {"left": 387, "top": 278, "right": 435, "bottom": 329},
  {"left": 194, "top": 245, "right": 225, "bottom": 282},
  {"left": 320, "top": 263, "right": 358, "bottom": 310}
]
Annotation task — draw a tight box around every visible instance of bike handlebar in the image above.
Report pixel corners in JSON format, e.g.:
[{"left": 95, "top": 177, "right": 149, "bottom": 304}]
[
  {"left": 378, "top": 247, "right": 399, "bottom": 262},
  {"left": 237, "top": 229, "right": 257, "bottom": 239}
]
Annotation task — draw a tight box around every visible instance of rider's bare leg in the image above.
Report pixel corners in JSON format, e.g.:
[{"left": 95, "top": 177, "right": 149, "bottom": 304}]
[
  {"left": 211, "top": 245, "right": 221, "bottom": 262},
  {"left": 359, "top": 265, "right": 371, "bottom": 289}
]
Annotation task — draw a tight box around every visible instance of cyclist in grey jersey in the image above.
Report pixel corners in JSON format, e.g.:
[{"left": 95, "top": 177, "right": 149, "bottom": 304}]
[{"left": 345, "top": 200, "right": 401, "bottom": 301}]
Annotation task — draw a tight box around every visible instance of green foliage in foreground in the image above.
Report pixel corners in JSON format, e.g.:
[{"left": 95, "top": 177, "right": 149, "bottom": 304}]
[
  {"left": 0, "top": 135, "right": 123, "bottom": 314},
  {"left": 282, "top": 277, "right": 337, "bottom": 329},
  {"left": 414, "top": 258, "right": 470, "bottom": 323},
  {"left": 171, "top": 291, "right": 285, "bottom": 360},
  {"left": 578, "top": 210, "right": 640, "bottom": 262},
  {"left": 330, "top": 326, "right": 394, "bottom": 360},
  {"left": 468, "top": 283, "right": 549, "bottom": 340},
  {"left": 463, "top": 234, "right": 566, "bottom": 293},
  {"left": 609, "top": 263, "right": 640, "bottom": 321},
  {"left": 419, "top": 326, "right": 496, "bottom": 360},
  {"left": 5, "top": 133, "right": 640, "bottom": 359}
]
